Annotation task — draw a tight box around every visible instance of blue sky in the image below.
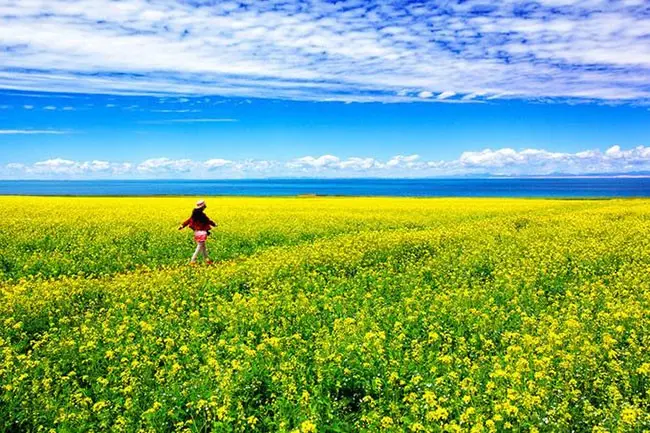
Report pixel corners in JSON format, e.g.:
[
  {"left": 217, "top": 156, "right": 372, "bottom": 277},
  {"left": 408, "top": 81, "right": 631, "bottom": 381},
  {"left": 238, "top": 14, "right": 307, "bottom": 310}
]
[{"left": 0, "top": 0, "right": 649, "bottom": 178}]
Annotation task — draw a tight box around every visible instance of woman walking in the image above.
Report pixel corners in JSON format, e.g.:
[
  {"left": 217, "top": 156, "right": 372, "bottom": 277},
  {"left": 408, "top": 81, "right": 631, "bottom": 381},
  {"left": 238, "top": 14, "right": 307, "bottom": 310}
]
[{"left": 179, "top": 199, "right": 217, "bottom": 264}]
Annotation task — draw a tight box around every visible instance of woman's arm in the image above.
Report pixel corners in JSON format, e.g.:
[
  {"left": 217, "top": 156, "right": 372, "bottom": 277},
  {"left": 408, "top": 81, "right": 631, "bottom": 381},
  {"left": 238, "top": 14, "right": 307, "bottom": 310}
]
[{"left": 179, "top": 217, "right": 191, "bottom": 230}]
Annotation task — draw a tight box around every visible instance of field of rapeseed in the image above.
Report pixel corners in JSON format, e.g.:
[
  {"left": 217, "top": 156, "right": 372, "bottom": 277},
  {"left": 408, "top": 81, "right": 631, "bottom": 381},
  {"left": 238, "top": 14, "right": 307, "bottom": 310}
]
[{"left": 1, "top": 196, "right": 649, "bottom": 432}]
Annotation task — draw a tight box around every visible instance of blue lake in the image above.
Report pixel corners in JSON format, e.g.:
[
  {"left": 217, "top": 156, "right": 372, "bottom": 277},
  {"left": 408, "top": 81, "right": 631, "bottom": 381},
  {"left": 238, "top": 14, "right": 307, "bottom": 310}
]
[{"left": 0, "top": 178, "right": 649, "bottom": 197}]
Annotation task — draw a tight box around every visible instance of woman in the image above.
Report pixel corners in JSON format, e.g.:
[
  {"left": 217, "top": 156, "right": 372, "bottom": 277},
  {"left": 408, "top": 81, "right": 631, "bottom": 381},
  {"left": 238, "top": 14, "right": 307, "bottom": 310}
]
[{"left": 179, "top": 199, "right": 217, "bottom": 264}]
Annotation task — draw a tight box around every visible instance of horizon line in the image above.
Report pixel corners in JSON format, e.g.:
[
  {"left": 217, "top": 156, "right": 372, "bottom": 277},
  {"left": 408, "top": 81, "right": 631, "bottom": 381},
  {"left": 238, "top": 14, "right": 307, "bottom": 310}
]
[{"left": 2, "top": 175, "right": 650, "bottom": 181}]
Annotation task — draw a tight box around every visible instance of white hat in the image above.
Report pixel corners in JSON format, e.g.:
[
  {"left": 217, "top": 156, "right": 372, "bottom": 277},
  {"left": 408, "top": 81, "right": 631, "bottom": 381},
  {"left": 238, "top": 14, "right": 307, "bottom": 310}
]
[{"left": 195, "top": 199, "right": 206, "bottom": 209}]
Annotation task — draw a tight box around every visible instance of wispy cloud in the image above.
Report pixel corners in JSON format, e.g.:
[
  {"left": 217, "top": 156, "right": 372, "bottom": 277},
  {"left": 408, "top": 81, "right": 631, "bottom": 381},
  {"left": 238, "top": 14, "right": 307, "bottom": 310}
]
[
  {"left": 437, "top": 91, "right": 457, "bottom": 100},
  {"left": 138, "top": 118, "right": 239, "bottom": 124},
  {"left": 149, "top": 109, "right": 201, "bottom": 113},
  {"left": 0, "top": 91, "right": 78, "bottom": 99},
  {"left": 0, "top": 0, "right": 648, "bottom": 103},
  {"left": 0, "top": 129, "right": 69, "bottom": 135},
  {"left": 4, "top": 145, "right": 650, "bottom": 179}
]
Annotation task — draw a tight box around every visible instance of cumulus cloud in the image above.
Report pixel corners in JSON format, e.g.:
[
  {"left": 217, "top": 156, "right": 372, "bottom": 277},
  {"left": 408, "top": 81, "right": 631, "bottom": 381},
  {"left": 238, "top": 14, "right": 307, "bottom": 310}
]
[
  {"left": 204, "top": 159, "right": 234, "bottom": 170},
  {"left": 460, "top": 148, "right": 527, "bottom": 168},
  {"left": 0, "top": 0, "right": 648, "bottom": 103},
  {"left": 603, "top": 145, "right": 650, "bottom": 164},
  {"left": 3, "top": 146, "right": 650, "bottom": 179},
  {"left": 286, "top": 155, "right": 386, "bottom": 171},
  {"left": 337, "top": 157, "right": 382, "bottom": 171},
  {"left": 137, "top": 158, "right": 195, "bottom": 173},
  {"left": 33, "top": 158, "right": 76, "bottom": 172},
  {"left": 20, "top": 158, "right": 132, "bottom": 176},
  {"left": 385, "top": 155, "right": 422, "bottom": 169},
  {"left": 286, "top": 155, "right": 341, "bottom": 170},
  {"left": 233, "top": 160, "right": 278, "bottom": 172},
  {"left": 457, "top": 146, "right": 650, "bottom": 175}
]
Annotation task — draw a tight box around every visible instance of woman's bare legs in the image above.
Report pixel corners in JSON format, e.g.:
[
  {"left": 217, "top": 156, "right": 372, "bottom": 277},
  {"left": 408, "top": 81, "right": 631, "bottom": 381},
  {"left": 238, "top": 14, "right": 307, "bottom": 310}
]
[{"left": 191, "top": 241, "right": 208, "bottom": 263}]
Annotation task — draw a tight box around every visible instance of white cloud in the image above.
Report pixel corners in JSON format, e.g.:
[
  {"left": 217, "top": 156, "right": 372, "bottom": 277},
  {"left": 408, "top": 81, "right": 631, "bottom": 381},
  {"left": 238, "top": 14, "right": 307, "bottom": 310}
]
[
  {"left": 287, "top": 154, "right": 424, "bottom": 172},
  {"left": 605, "top": 145, "right": 623, "bottom": 158},
  {"left": 43, "top": 105, "right": 57, "bottom": 110},
  {"left": 81, "top": 160, "right": 111, "bottom": 172},
  {"left": 110, "top": 162, "right": 133, "bottom": 175},
  {"left": 337, "top": 157, "right": 382, "bottom": 171},
  {"left": 603, "top": 145, "right": 650, "bottom": 163},
  {"left": 462, "top": 92, "right": 487, "bottom": 101},
  {"left": 31, "top": 158, "right": 78, "bottom": 174},
  {"left": 22, "top": 158, "right": 131, "bottom": 176},
  {"left": 137, "top": 158, "right": 195, "bottom": 173},
  {"left": 32, "top": 158, "right": 74, "bottom": 167},
  {"left": 385, "top": 154, "right": 421, "bottom": 169},
  {"left": 0, "top": 0, "right": 647, "bottom": 103},
  {"left": 437, "top": 91, "right": 457, "bottom": 100},
  {"left": 286, "top": 155, "right": 341, "bottom": 170},
  {"left": 138, "top": 118, "right": 238, "bottom": 124},
  {"left": 3, "top": 146, "right": 650, "bottom": 179},
  {"left": 5, "top": 163, "right": 26, "bottom": 170},
  {"left": 460, "top": 148, "right": 524, "bottom": 168},
  {"left": 23, "top": 105, "right": 33, "bottom": 110},
  {"left": 204, "top": 158, "right": 233, "bottom": 170},
  {"left": 150, "top": 109, "right": 200, "bottom": 113},
  {"left": 0, "top": 129, "right": 69, "bottom": 134},
  {"left": 232, "top": 160, "right": 277, "bottom": 172},
  {"left": 457, "top": 145, "right": 650, "bottom": 175}
]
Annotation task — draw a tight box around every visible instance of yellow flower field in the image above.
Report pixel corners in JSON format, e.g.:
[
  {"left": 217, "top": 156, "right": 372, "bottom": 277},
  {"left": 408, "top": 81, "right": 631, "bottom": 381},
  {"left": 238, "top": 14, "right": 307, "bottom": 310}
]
[{"left": 1, "top": 196, "right": 649, "bottom": 432}]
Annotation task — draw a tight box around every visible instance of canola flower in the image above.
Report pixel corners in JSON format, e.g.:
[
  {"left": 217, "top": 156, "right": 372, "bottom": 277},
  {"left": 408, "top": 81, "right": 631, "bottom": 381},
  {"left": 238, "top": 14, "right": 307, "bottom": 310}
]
[{"left": 0, "top": 196, "right": 649, "bottom": 432}]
